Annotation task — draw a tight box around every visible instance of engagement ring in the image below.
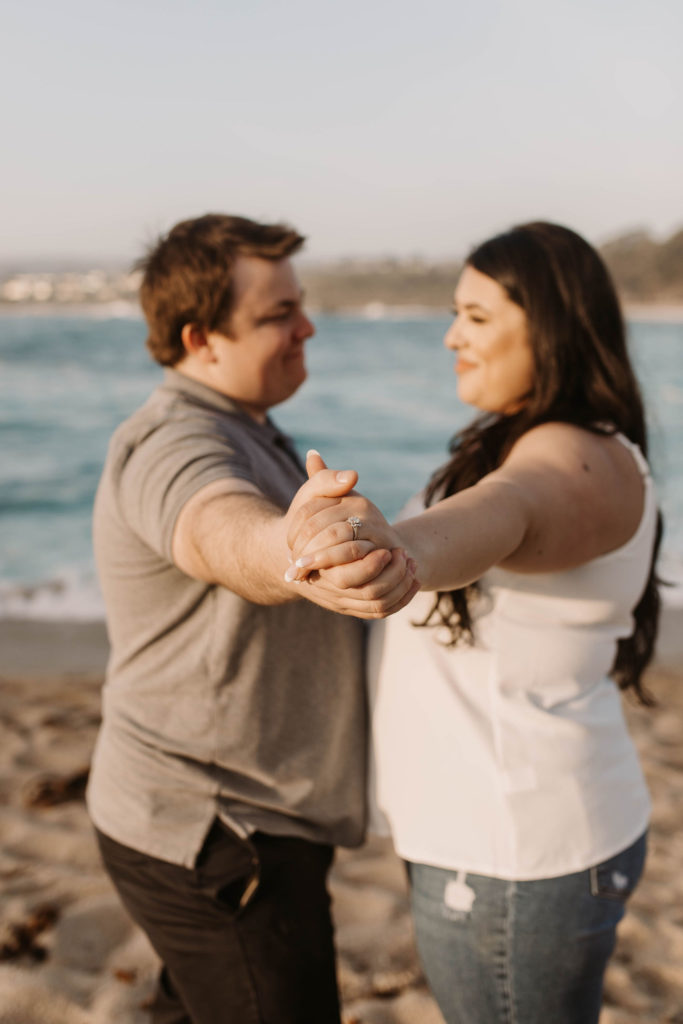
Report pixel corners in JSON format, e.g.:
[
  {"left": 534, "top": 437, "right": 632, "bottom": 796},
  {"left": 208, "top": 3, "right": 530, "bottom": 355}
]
[{"left": 346, "top": 516, "right": 363, "bottom": 541}]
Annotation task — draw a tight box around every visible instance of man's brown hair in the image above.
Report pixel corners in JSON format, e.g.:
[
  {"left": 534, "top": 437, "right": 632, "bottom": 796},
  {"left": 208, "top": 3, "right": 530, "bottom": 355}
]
[{"left": 136, "top": 213, "right": 306, "bottom": 366}]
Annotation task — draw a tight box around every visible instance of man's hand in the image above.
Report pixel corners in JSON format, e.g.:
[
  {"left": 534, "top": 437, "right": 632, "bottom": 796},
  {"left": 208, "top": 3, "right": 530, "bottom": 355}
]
[{"left": 170, "top": 448, "right": 418, "bottom": 615}]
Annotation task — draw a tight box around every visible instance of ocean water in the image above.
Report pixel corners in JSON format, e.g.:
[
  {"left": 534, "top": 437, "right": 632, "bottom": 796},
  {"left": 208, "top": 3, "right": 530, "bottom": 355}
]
[{"left": 1, "top": 309, "right": 682, "bottom": 620}]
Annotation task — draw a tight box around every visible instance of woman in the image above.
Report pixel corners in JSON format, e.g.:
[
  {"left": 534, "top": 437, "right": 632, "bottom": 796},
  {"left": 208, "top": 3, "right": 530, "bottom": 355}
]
[{"left": 285, "top": 222, "right": 661, "bottom": 1023}]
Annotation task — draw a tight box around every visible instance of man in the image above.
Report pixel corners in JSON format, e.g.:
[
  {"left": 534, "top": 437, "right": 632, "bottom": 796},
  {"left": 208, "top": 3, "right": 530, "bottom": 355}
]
[{"left": 87, "top": 213, "right": 415, "bottom": 1024}]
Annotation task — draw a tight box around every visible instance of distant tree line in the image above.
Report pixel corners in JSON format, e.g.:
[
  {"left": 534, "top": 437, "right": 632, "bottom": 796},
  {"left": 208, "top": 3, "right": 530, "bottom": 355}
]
[
  {"left": 299, "top": 258, "right": 463, "bottom": 312},
  {"left": 600, "top": 227, "right": 683, "bottom": 303},
  {"left": 299, "top": 227, "right": 683, "bottom": 310}
]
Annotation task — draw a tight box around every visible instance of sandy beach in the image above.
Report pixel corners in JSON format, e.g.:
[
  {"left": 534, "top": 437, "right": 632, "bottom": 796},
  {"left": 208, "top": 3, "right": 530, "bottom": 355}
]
[{"left": 1, "top": 611, "right": 683, "bottom": 1024}]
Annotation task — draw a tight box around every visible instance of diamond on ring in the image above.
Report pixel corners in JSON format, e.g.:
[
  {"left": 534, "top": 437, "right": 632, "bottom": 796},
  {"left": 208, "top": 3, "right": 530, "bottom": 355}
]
[{"left": 346, "top": 516, "right": 363, "bottom": 541}]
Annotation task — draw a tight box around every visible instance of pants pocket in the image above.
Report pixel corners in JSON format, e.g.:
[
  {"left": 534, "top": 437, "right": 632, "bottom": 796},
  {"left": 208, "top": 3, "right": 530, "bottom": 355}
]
[{"left": 196, "top": 818, "right": 261, "bottom": 914}]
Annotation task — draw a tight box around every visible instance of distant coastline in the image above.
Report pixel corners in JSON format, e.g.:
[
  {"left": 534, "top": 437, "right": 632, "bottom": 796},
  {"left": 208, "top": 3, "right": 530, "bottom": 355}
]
[
  {"left": 0, "top": 300, "right": 141, "bottom": 318},
  {"left": 2, "top": 226, "right": 682, "bottom": 318},
  {"left": 623, "top": 302, "right": 683, "bottom": 323},
  {"left": 2, "top": 298, "right": 683, "bottom": 323},
  {"left": 2, "top": 226, "right": 682, "bottom": 317}
]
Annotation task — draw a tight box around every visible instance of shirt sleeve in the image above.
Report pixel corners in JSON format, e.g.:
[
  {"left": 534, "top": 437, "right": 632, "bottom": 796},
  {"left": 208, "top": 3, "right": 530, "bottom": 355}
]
[{"left": 116, "top": 414, "right": 256, "bottom": 561}]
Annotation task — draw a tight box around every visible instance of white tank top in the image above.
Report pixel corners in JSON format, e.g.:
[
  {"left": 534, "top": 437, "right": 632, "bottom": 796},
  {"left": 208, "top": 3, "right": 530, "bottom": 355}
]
[{"left": 368, "top": 433, "right": 656, "bottom": 879}]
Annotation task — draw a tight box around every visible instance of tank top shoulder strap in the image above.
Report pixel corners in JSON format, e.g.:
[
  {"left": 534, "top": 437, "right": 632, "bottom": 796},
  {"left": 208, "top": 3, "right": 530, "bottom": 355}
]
[{"left": 611, "top": 431, "right": 651, "bottom": 479}]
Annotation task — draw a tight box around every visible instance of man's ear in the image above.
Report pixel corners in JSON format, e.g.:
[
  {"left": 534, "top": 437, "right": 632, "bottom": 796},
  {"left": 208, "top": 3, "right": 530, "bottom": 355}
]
[{"left": 180, "top": 323, "right": 214, "bottom": 362}]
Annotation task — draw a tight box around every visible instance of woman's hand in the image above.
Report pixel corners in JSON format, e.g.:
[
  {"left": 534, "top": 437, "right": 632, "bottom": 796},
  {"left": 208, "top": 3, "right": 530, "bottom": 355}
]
[
  {"left": 282, "top": 450, "right": 420, "bottom": 617},
  {"left": 286, "top": 451, "right": 405, "bottom": 577}
]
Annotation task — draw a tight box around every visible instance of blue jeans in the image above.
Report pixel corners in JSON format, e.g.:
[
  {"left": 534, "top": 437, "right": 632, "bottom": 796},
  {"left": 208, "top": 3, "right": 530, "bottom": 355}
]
[{"left": 408, "top": 832, "right": 647, "bottom": 1024}]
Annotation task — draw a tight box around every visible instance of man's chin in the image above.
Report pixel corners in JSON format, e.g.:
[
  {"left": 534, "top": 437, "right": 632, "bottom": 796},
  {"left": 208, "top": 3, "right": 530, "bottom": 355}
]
[
  {"left": 270, "top": 371, "right": 307, "bottom": 408},
  {"left": 290, "top": 364, "right": 308, "bottom": 391}
]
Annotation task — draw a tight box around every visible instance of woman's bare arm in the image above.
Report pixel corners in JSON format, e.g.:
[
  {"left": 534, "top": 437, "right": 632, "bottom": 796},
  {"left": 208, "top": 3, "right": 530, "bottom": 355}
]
[{"left": 288, "top": 424, "right": 645, "bottom": 596}]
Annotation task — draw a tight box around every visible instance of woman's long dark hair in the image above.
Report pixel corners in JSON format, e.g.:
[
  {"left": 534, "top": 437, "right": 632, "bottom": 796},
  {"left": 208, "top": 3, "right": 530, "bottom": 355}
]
[{"left": 421, "top": 221, "right": 661, "bottom": 704}]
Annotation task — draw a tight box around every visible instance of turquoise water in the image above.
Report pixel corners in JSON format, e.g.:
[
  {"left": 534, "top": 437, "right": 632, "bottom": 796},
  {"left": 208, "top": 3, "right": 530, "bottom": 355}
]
[{"left": 1, "top": 310, "right": 682, "bottom": 618}]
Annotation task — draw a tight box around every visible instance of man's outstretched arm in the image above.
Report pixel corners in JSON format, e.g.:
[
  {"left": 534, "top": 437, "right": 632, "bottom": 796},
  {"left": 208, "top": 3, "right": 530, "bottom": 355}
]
[{"left": 171, "top": 473, "right": 418, "bottom": 615}]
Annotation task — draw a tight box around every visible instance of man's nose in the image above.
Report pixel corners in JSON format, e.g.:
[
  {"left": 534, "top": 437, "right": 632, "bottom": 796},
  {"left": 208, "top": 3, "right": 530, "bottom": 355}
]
[{"left": 296, "top": 311, "right": 315, "bottom": 340}]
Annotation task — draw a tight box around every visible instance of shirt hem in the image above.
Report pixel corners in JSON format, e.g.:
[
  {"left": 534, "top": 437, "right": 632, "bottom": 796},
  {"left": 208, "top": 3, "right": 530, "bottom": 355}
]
[
  {"left": 88, "top": 805, "right": 215, "bottom": 869},
  {"left": 392, "top": 810, "right": 651, "bottom": 881},
  {"left": 88, "top": 791, "right": 366, "bottom": 868}
]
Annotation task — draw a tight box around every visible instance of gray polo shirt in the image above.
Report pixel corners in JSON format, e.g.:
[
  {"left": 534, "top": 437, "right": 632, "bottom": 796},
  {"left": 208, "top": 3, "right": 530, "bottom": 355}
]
[{"left": 87, "top": 370, "right": 367, "bottom": 866}]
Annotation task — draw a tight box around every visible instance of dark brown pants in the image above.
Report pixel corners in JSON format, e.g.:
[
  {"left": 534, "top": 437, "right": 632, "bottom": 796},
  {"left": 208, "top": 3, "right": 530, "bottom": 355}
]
[{"left": 95, "top": 820, "right": 341, "bottom": 1024}]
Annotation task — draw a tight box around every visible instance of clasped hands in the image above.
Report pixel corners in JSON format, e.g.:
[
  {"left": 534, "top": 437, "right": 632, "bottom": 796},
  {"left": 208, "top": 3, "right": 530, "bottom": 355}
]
[{"left": 283, "top": 451, "right": 420, "bottom": 619}]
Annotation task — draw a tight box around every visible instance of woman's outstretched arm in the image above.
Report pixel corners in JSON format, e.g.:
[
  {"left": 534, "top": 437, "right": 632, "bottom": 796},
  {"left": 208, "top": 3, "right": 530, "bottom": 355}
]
[{"left": 287, "top": 424, "right": 647, "bottom": 598}]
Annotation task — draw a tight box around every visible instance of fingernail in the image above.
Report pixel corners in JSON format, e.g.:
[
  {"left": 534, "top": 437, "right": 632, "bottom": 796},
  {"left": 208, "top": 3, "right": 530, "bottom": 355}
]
[
  {"left": 284, "top": 566, "right": 298, "bottom": 582},
  {"left": 306, "top": 448, "right": 320, "bottom": 459},
  {"left": 296, "top": 555, "right": 314, "bottom": 568},
  {"left": 336, "top": 471, "right": 354, "bottom": 483},
  {"left": 408, "top": 558, "right": 418, "bottom": 574}
]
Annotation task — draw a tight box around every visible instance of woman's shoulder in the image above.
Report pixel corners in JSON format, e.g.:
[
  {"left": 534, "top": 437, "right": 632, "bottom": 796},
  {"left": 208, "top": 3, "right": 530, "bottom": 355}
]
[
  {"left": 504, "top": 422, "right": 644, "bottom": 481},
  {"left": 510, "top": 420, "right": 610, "bottom": 450},
  {"left": 494, "top": 422, "right": 648, "bottom": 571}
]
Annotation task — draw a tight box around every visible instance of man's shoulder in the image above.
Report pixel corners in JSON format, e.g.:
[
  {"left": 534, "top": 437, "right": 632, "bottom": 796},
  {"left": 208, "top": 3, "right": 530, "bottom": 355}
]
[
  {"left": 97, "top": 382, "right": 270, "bottom": 528},
  {"left": 108, "top": 384, "right": 248, "bottom": 461}
]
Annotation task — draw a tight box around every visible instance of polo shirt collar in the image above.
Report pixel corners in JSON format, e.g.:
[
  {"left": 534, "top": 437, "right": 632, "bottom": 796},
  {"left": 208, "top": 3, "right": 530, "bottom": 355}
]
[
  {"left": 161, "top": 368, "right": 255, "bottom": 420},
  {"left": 160, "top": 369, "right": 305, "bottom": 471}
]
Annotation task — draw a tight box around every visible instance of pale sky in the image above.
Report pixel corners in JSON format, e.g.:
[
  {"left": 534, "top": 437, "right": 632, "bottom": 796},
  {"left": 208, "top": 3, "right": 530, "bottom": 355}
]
[{"left": 3, "top": 0, "right": 682, "bottom": 264}]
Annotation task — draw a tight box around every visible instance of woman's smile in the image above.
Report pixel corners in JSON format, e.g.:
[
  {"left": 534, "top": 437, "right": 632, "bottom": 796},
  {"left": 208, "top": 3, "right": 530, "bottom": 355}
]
[{"left": 455, "top": 356, "right": 478, "bottom": 374}]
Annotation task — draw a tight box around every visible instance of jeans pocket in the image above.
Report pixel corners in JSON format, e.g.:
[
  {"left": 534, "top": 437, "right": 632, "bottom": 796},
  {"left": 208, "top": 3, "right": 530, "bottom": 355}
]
[{"left": 590, "top": 832, "right": 647, "bottom": 902}]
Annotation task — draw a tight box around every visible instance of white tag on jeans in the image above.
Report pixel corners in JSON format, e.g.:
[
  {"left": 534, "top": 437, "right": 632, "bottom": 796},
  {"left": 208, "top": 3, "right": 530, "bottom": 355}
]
[
  {"left": 444, "top": 871, "right": 476, "bottom": 914},
  {"left": 611, "top": 870, "right": 629, "bottom": 891}
]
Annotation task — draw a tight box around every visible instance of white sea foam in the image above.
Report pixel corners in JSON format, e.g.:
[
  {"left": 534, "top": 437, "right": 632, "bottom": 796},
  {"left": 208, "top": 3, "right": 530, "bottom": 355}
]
[
  {"left": 0, "top": 572, "right": 105, "bottom": 621},
  {"left": 2, "top": 551, "right": 683, "bottom": 623}
]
